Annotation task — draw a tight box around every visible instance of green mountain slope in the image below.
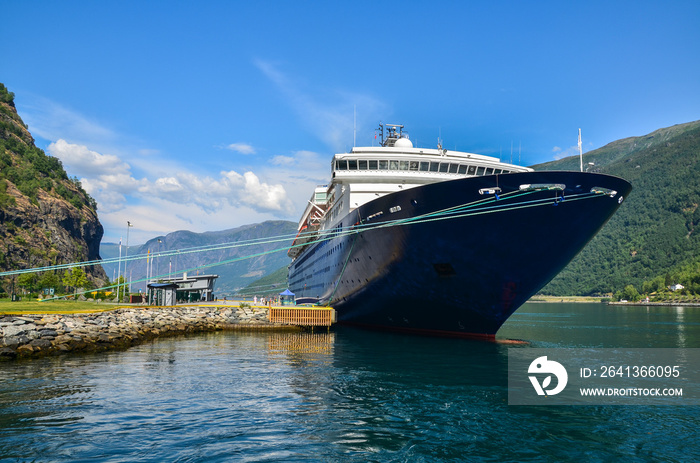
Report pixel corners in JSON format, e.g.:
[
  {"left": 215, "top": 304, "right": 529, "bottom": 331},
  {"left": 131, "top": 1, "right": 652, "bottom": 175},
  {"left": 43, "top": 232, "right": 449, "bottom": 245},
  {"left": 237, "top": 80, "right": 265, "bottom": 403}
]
[
  {"left": 1, "top": 83, "right": 106, "bottom": 292},
  {"left": 236, "top": 265, "right": 289, "bottom": 297},
  {"left": 535, "top": 120, "right": 700, "bottom": 295}
]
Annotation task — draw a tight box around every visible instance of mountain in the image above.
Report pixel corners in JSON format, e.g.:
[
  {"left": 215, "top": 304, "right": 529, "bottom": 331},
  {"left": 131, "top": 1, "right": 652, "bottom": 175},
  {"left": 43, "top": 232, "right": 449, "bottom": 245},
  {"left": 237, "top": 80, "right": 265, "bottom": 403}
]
[
  {"left": 100, "top": 220, "right": 297, "bottom": 295},
  {"left": 534, "top": 120, "right": 700, "bottom": 296},
  {"left": 0, "top": 83, "right": 106, "bottom": 292},
  {"left": 236, "top": 265, "right": 289, "bottom": 297}
]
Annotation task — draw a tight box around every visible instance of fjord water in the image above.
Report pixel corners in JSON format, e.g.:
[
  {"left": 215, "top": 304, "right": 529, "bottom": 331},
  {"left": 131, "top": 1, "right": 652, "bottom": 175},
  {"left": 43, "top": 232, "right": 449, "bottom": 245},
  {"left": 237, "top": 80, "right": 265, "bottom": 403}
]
[{"left": 1, "top": 303, "right": 698, "bottom": 462}]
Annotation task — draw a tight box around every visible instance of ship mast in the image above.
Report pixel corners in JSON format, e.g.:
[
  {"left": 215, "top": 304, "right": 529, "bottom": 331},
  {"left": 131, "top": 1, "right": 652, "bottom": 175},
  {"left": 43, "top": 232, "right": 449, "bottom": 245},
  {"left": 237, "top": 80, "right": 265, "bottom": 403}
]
[{"left": 578, "top": 128, "right": 583, "bottom": 172}]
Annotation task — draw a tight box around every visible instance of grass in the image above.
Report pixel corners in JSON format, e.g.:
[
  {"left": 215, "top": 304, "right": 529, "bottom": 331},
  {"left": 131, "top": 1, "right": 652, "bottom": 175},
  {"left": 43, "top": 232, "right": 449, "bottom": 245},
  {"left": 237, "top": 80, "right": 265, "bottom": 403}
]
[{"left": 0, "top": 298, "right": 122, "bottom": 315}]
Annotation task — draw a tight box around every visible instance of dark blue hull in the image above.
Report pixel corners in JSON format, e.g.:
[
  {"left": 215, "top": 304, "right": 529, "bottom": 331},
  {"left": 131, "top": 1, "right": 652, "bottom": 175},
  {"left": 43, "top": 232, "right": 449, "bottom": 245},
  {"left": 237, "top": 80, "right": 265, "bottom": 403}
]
[{"left": 288, "top": 171, "right": 631, "bottom": 338}]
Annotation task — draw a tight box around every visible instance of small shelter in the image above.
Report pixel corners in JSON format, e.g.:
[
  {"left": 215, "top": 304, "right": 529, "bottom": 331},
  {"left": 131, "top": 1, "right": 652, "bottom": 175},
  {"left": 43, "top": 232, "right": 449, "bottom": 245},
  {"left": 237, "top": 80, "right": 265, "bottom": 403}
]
[
  {"left": 147, "top": 282, "right": 178, "bottom": 306},
  {"left": 152, "top": 272, "right": 219, "bottom": 302},
  {"left": 279, "top": 289, "right": 295, "bottom": 306}
]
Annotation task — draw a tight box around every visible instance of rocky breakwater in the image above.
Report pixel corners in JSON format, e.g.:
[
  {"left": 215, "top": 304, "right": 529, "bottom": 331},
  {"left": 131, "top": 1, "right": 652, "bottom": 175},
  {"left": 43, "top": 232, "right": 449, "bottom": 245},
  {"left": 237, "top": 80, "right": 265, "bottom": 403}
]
[{"left": 0, "top": 305, "right": 274, "bottom": 360}]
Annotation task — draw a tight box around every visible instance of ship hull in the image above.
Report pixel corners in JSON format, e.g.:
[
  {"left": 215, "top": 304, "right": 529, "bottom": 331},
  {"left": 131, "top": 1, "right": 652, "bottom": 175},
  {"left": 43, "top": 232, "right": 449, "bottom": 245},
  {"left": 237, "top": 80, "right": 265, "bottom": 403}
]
[{"left": 288, "top": 171, "right": 632, "bottom": 337}]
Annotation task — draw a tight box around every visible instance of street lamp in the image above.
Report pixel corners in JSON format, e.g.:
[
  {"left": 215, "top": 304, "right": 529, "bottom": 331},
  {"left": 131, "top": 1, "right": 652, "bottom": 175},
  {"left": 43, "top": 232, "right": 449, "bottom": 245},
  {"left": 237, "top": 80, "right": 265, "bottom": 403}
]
[
  {"left": 156, "top": 238, "right": 162, "bottom": 281},
  {"left": 124, "top": 221, "right": 133, "bottom": 301},
  {"left": 117, "top": 236, "right": 122, "bottom": 301}
]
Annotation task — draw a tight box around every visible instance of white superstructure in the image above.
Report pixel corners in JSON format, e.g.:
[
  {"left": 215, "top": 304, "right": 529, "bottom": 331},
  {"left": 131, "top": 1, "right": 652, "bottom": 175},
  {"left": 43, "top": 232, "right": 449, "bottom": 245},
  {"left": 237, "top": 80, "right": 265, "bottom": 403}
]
[{"left": 288, "top": 124, "right": 532, "bottom": 257}]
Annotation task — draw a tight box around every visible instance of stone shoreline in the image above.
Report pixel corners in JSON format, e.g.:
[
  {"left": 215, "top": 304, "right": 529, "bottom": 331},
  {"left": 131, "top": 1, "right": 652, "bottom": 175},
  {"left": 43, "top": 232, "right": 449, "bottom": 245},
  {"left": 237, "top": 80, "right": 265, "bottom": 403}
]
[{"left": 0, "top": 305, "right": 290, "bottom": 360}]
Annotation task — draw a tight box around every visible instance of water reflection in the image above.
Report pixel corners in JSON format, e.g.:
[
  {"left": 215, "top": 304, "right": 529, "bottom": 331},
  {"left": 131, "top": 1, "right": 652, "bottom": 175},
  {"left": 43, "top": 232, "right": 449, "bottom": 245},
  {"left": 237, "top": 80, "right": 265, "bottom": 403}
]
[
  {"left": 1, "top": 304, "right": 699, "bottom": 461},
  {"left": 498, "top": 302, "right": 700, "bottom": 348}
]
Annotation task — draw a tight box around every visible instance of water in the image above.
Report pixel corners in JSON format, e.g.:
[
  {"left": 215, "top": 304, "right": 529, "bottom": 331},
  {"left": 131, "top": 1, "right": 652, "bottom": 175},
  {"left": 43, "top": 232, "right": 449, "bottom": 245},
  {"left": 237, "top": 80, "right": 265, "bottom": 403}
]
[{"left": 1, "top": 303, "right": 699, "bottom": 462}]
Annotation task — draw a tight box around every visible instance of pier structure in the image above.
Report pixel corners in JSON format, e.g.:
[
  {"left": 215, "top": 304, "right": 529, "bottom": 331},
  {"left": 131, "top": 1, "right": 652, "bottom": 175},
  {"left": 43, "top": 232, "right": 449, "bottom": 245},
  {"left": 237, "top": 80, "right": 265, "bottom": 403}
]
[{"left": 269, "top": 306, "right": 336, "bottom": 327}]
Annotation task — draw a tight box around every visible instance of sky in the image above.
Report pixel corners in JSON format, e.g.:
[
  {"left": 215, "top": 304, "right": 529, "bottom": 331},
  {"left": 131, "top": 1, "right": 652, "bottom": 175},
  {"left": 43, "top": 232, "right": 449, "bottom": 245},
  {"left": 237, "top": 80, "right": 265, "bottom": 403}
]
[{"left": 2, "top": 0, "right": 699, "bottom": 245}]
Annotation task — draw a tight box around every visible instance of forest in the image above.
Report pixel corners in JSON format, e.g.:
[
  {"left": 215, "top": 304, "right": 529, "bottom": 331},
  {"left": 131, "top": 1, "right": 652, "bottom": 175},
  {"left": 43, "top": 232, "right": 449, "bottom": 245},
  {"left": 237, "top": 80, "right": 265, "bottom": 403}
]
[{"left": 537, "top": 120, "right": 700, "bottom": 300}]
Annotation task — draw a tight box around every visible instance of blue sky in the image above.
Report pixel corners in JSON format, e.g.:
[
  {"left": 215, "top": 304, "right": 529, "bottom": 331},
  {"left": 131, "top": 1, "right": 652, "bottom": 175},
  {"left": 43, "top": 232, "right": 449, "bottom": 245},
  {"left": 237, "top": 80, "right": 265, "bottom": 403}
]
[{"left": 2, "top": 0, "right": 699, "bottom": 244}]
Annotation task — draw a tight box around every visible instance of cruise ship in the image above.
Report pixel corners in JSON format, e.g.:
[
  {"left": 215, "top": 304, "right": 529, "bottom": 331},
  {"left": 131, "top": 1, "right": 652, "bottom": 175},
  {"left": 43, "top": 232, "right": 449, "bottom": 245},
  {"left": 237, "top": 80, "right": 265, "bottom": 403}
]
[{"left": 287, "top": 124, "right": 631, "bottom": 338}]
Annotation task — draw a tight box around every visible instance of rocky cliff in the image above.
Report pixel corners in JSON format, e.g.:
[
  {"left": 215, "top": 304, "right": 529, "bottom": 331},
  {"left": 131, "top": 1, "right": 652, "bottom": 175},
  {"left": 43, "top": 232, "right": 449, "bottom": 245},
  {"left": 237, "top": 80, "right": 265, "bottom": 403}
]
[{"left": 0, "top": 83, "right": 106, "bottom": 291}]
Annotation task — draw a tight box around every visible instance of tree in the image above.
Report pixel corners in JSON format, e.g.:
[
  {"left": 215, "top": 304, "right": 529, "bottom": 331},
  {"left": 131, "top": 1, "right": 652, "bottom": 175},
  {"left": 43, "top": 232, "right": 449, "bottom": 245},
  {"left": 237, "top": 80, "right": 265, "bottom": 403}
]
[
  {"left": 17, "top": 273, "right": 38, "bottom": 294},
  {"left": 63, "top": 267, "right": 89, "bottom": 296},
  {"left": 620, "top": 284, "right": 641, "bottom": 302},
  {"left": 38, "top": 272, "right": 62, "bottom": 295}
]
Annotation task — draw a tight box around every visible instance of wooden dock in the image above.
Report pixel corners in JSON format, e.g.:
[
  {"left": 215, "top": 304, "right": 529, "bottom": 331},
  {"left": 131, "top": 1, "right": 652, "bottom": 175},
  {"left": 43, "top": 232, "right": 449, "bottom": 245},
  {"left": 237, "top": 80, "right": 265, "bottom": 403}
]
[{"left": 268, "top": 306, "right": 336, "bottom": 327}]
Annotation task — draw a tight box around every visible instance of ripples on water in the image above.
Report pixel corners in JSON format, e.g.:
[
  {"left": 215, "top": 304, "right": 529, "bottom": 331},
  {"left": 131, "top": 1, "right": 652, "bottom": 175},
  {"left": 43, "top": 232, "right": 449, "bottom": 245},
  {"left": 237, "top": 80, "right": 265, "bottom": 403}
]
[{"left": 1, "top": 303, "right": 699, "bottom": 462}]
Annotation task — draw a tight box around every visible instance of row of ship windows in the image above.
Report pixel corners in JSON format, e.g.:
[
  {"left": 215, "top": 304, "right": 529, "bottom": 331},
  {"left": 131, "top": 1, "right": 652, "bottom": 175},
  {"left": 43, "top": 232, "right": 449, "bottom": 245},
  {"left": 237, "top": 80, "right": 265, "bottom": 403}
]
[
  {"left": 335, "top": 159, "right": 512, "bottom": 176},
  {"left": 289, "top": 240, "right": 345, "bottom": 285}
]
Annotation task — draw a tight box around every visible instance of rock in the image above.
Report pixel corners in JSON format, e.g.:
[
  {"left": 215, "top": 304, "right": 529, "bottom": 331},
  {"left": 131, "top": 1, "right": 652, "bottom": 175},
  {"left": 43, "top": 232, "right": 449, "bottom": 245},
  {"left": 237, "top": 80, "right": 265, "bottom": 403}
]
[
  {"left": 0, "top": 305, "right": 280, "bottom": 360},
  {"left": 2, "top": 325, "right": 25, "bottom": 337},
  {"left": 29, "top": 339, "right": 52, "bottom": 349},
  {"left": 0, "top": 347, "right": 17, "bottom": 359},
  {"left": 53, "top": 335, "right": 74, "bottom": 344},
  {"left": 16, "top": 344, "right": 34, "bottom": 354}
]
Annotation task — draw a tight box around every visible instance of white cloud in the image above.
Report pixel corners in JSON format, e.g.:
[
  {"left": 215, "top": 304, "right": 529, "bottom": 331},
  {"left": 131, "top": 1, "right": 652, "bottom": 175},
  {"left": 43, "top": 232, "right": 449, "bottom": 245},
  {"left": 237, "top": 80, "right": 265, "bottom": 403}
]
[
  {"left": 271, "top": 155, "right": 295, "bottom": 166},
  {"left": 266, "top": 150, "right": 327, "bottom": 181},
  {"left": 226, "top": 143, "right": 256, "bottom": 155},
  {"left": 254, "top": 59, "right": 388, "bottom": 152},
  {"left": 20, "top": 96, "right": 116, "bottom": 147},
  {"left": 552, "top": 144, "right": 579, "bottom": 161},
  {"left": 48, "top": 139, "right": 130, "bottom": 177},
  {"left": 240, "top": 171, "right": 290, "bottom": 211},
  {"left": 19, "top": 86, "right": 356, "bottom": 244},
  {"left": 46, "top": 140, "right": 295, "bottom": 237},
  {"left": 258, "top": 150, "right": 329, "bottom": 216}
]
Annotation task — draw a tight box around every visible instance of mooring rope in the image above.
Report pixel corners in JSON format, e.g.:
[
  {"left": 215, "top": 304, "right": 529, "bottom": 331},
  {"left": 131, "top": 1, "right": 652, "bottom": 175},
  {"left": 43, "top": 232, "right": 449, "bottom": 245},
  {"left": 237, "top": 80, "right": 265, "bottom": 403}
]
[{"left": 0, "top": 187, "right": 609, "bottom": 281}]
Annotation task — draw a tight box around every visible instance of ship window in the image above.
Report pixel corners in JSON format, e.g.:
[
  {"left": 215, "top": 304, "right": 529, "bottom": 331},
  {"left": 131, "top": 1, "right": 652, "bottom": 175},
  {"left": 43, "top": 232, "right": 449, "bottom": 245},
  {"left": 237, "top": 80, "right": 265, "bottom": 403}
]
[
  {"left": 348, "top": 160, "right": 358, "bottom": 170},
  {"left": 493, "top": 169, "right": 502, "bottom": 174},
  {"left": 449, "top": 163, "right": 459, "bottom": 173},
  {"left": 399, "top": 160, "right": 409, "bottom": 170},
  {"left": 379, "top": 160, "right": 388, "bottom": 170},
  {"left": 390, "top": 160, "right": 399, "bottom": 170},
  {"left": 467, "top": 165, "right": 476, "bottom": 175},
  {"left": 419, "top": 161, "right": 430, "bottom": 171},
  {"left": 439, "top": 163, "right": 449, "bottom": 173},
  {"left": 502, "top": 170, "right": 509, "bottom": 174},
  {"left": 369, "top": 160, "right": 378, "bottom": 169},
  {"left": 485, "top": 168, "right": 494, "bottom": 175},
  {"left": 458, "top": 164, "right": 467, "bottom": 174},
  {"left": 358, "top": 160, "right": 368, "bottom": 170},
  {"left": 429, "top": 162, "right": 440, "bottom": 172},
  {"left": 476, "top": 166, "right": 485, "bottom": 175},
  {"left": 336, "top": 160, "right": 347, "bottom": 170},
  {"left": 409, "top": 161, "right": 419, "bottom": 171}
]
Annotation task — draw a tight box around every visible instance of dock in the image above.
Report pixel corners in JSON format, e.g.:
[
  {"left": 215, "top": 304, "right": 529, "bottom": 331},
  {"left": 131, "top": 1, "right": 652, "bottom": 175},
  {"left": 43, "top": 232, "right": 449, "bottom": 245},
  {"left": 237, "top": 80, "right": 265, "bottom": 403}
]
[{"left": 268, "top": 306, "right": 336, "bottom": 327}]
